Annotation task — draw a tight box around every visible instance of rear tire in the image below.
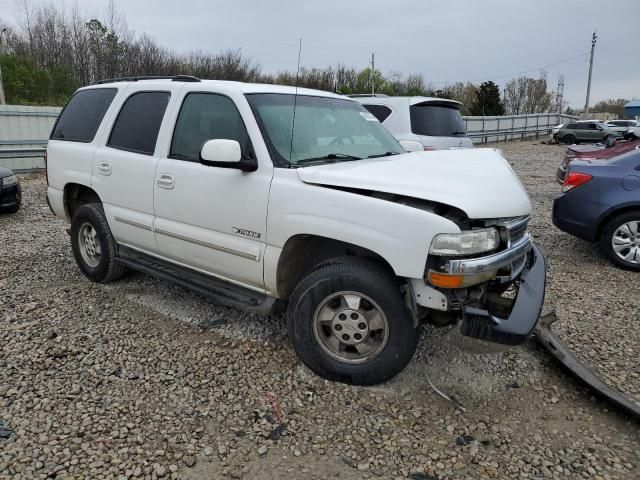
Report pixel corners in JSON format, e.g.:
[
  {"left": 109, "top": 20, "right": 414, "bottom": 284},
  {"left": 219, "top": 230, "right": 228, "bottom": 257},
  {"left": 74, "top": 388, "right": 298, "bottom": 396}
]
[
  {"left": 287, "top": 257, "right": 418, "bottom": 385},
  {"left": 563, "top": 135, "right": 576, "bottom": 145},
  {"left": 70, "top": 203, "right": 127, "bottom": 283},
  {"left": 599, "top": 211, "right": 640, "bottom": 271}
]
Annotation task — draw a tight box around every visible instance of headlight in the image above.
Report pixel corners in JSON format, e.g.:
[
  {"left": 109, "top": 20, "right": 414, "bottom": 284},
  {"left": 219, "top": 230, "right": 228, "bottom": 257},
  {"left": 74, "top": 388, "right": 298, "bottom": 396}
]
[
  {"left": 429, "top": 228, "right": 500, "bottom": 256},
  {"left": 3, "top": 175, "right": 18, "bottom": 187}
]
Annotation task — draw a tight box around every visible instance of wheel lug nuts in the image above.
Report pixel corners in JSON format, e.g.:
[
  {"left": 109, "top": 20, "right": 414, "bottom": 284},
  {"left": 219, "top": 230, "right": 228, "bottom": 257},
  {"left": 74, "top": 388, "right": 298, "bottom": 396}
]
[
  {"left": 350, "top": 313, "right": 358, "bottom": 320},
  {"left": 354, "top": 333, "right": 362, "bottom": 341},
  {"left": 334, "top": 324, "right": 342, "bottom": 331},
  {"left": 342, "top": 334, "right": 350, "bottom": 341},
  {"left": 358, "top": 323, "right": 366, "bottom": 330},
  {"left": 339, "top": 314, "right": 346, "bottom": 320}
]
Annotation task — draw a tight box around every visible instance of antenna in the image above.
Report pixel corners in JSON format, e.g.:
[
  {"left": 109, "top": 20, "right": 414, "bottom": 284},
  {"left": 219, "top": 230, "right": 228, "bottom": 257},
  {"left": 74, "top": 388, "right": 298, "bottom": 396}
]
[{"left": 288, "top": 38, "right": 303, "bottom": 166}]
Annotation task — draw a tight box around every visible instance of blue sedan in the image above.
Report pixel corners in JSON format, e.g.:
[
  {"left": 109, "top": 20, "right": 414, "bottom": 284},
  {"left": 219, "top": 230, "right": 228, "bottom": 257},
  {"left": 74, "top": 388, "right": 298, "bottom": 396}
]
[{"left": 552, "top": 149, "right": 640, "bottom": 270}]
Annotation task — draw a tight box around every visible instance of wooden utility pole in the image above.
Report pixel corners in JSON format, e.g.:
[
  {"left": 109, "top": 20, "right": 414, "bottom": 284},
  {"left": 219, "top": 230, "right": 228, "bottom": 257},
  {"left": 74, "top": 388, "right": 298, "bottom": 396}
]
[
  {"left": 370, "top": 52, "right": 375, "bottom": 95},
  {"left": 0, "top": 28, "right": 7, "bottom": 105},
  {"left": 584, "top": 31, "right": 597, "bottom": 115}
]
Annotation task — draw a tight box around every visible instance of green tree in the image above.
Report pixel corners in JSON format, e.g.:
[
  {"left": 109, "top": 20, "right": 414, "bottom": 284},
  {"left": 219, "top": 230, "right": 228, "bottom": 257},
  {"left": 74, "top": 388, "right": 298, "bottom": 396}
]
[
  {"left": 592, "top": 98, "right": 629, "bottom": 118},
  {"left": 0, "top": 54, "right": 55, "bottom": 104},
  {"left": 470, "top": 81, "right": 504, "bottom": 116}
]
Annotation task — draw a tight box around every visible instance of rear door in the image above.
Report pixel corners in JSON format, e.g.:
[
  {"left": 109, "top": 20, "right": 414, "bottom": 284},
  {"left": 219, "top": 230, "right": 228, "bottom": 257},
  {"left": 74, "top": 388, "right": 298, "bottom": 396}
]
[{"left": 91, "top": 84, "right": 180, "bottom": 252}]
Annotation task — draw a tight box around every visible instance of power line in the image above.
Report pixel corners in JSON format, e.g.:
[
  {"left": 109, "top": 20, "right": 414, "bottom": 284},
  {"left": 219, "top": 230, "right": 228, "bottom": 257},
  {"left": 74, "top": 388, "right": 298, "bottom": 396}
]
[
  {"left": 431, "top": 51, "right": 590, "bottom": 86},
  {"left": 131, "top": 24, "right": 364, "bottom": 56}
]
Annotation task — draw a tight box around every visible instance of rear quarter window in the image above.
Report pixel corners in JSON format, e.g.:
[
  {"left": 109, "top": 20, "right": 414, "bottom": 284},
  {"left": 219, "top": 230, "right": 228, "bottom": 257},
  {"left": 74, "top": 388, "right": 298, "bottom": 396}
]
[
  {"left": 362, "top": 104, "right": 393, "bottom": 123},
  {"left": 50, "top": 88, "right": 117, "bottom": 142}
]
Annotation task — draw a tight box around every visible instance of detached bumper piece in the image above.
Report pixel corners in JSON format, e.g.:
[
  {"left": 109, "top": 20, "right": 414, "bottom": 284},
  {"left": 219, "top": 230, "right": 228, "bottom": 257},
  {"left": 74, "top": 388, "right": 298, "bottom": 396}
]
[
  {"left": 536, "top": 313, "right": 640, "bottom": 421},
  {"left": 461, "top": 245, "right": 546, "bottom": 346}
]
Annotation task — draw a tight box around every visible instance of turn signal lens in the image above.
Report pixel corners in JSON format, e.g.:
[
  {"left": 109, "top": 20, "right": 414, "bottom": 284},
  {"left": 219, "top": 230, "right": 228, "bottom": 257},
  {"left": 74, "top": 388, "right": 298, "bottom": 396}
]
[
  {"left": 562, "top": 172, "right": 592, "bottom": 192},
  {"left": 427, "top": 272, "right": 464, "bottom": 288}
]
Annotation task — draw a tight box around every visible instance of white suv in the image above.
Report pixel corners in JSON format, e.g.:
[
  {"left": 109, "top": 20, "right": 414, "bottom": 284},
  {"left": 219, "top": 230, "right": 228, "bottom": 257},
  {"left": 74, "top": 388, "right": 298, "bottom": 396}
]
[
  {"left": 46, "top": 76, "right": 545, "bottom": 385},
  {"left": 351, "top": 95, "right": 473, "bottom": 151}
]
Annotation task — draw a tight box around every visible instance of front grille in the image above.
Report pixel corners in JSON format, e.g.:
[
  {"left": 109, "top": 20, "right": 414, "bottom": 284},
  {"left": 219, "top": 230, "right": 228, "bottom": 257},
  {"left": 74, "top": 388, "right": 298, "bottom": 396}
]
[
  {"left": 498, "top": 216, "right": 528, "bottom": 245},
  {"left": 507, "top": 219, "right": 528, "bottom": 245}
]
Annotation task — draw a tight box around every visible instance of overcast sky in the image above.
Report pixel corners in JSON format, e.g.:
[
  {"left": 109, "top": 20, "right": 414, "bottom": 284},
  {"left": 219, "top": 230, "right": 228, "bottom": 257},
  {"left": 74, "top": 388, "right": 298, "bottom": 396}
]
[{"left": 1, "top": 0, "right": 638, "bottom": 108}]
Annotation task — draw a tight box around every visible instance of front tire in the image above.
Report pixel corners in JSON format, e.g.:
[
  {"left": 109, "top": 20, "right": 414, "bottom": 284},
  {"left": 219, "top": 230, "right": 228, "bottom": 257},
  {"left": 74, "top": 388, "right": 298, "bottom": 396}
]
[
  {"left": 287, "top": 257, "right": 418, "bottom": 385},
  {"left": 70, "top": 203, "right": 127, "bottom": 282},
  {"left": 599, "top": 211, "right": 640, "bottom": 271},
  {"left": 563, "top": 134, "right": 576, "bottom": 145}
]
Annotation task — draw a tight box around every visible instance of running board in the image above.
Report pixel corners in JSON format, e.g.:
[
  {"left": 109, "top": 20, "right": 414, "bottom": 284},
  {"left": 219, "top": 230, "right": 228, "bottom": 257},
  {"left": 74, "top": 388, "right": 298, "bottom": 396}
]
[{"left": 117, "top": 245, "right": 281, "bottom": 315}]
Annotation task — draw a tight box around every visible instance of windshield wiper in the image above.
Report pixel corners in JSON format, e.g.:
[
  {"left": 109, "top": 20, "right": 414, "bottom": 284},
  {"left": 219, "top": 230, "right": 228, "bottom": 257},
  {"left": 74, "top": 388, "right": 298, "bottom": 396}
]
[
  {"left": 295, "top": 153, "right": 362, "bottom": 165},
  {"left": 368, "top": 151, "right": 400, "bottom": 158}
]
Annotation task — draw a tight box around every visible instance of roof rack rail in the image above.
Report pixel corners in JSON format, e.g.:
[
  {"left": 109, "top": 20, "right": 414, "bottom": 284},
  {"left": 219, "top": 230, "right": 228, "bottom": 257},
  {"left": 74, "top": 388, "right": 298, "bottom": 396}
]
[
  {"left": 347, "top": 94, "right": 390, "bottom": 98},
  {"left": 93, "top": 75, "right": 201, "bottom": 85}
]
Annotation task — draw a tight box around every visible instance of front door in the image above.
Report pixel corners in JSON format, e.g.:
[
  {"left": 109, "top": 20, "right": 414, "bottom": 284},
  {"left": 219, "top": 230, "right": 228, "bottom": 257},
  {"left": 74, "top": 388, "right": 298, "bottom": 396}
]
[{"left": 153, "top": 92, "right": 271, "bottom": 290}]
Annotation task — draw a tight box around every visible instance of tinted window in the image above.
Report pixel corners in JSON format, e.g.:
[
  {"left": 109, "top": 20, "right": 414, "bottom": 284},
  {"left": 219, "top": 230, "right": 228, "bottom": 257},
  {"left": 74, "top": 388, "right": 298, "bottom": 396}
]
[
  {"left": 108, "top": 91, "right": 170, "bottom": 155},
  {"left": 363, "top": 104, "right": 393, "bottom": 123},
  {"left": 170, "top": 93, "right": 252, "bottom": 161},
  {"left": 51, "top": 88, "right": 117, "bottom": 142},
  {"left": 565, "top": 123, "right": 578, "bottom": 129},
  {"left": 410, "top": 102, "right": 466, "bottom": 137}
]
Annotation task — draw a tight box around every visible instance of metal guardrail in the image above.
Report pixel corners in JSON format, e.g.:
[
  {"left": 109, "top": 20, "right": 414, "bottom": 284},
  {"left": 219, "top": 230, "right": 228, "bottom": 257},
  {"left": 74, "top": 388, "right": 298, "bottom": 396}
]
[
  {"left": 464, "top": 113, "right": 579, "bottom": 145},
  {"left": 0, "top": 147, "right": 47, "bottom": 159},
  {"left": 466, "top": 127, "right": 554, "bottom": 144},
  {"left": 0, "top": 147, "right": 47, "bottom": 172}
]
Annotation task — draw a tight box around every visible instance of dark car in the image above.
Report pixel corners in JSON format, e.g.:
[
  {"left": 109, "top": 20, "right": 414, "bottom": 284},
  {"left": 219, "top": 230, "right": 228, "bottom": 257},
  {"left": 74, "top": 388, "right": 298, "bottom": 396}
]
[
  {"left": 553, "top": 150, "right": 640, "bottom": 270},
  {"left": 555, "top": 132, "right": 640, "bottom": 183},
  {"left": 554, "top": 121, "right": 619, "bottom": 145},
  {"left": 0, "top": 167, "right": 21, "bottom": 213}
]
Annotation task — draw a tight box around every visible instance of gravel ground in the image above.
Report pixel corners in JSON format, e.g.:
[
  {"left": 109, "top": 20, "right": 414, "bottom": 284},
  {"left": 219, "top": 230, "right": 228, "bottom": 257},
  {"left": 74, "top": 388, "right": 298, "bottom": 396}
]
[{"left": 1, "top": 144, "right": 639, "bottom": 480}]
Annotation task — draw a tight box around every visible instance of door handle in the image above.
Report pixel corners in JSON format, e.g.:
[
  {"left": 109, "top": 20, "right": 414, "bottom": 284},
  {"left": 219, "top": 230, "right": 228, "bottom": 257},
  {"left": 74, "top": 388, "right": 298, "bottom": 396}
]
[
  {"left": 157, "top": 173, "right": 175, "bottom": 189},
  {"left": 97, "top": 161, "right": 112, "bottom": 176}
]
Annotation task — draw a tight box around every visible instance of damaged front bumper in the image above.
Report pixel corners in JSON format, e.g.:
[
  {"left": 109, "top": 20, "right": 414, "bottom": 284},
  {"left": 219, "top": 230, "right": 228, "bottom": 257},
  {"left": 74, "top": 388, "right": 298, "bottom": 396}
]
[{"left": 460, "top": 245, "right": 546, "bottom": 346}]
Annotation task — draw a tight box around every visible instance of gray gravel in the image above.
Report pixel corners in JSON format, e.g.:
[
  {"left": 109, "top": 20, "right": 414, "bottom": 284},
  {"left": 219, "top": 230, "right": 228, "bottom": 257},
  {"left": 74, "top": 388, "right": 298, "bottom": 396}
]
[
  {"left": 1, "top": 151, "right": 639, "bottom": 480},
  {"left": 499, "top": 140, "right": 640, "bottom": 406}
]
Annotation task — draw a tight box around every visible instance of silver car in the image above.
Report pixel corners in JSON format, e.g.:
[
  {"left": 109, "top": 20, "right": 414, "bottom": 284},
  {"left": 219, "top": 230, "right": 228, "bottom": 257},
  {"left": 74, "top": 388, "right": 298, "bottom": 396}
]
[{"left": 351, "top": 95, "right": 473, "bottom": 151}]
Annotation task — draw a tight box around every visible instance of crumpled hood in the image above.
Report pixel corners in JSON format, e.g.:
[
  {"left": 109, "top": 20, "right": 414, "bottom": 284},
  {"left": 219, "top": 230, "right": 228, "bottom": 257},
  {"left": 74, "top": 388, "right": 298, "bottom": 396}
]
[{"left": 297, "top": 148, "right": 531, "bottom": 219}]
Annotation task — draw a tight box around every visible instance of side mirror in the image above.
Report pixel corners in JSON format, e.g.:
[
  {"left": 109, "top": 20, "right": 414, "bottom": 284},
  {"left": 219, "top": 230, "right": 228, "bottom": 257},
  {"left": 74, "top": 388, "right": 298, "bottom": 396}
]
[
  {"left": 200, "top": 139, "right": 257, "bottom": 172},
  {"left": 399, "top": 140, "right": 424, "bottom": 152}
]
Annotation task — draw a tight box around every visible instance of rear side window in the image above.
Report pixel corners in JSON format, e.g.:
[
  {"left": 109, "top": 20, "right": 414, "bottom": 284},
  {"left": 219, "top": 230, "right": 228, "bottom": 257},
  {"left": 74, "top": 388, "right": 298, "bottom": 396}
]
[
  {"left": 108, "top": 91, "right": 170, "bottom": 155},
  {"left": 363, "top": 104, "right": 392, "bottom": 123},
  {"left": 410, "top": 102, "right": 466, "bottom": 137},
  {"left": 51, "top": 88, "right": 117, "bottom": 142},
  {"left": 170, "top": 93, "right": 252, "bottom": 162}
]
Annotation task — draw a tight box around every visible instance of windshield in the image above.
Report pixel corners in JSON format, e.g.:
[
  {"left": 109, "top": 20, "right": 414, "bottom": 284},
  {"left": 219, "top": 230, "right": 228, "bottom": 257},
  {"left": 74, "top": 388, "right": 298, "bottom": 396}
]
[
  {"left": 246, "top": 93, "right": 404, "bottom": 167},
  {"left": 410, "top": 102, "right": 466, "bottom": 137}
]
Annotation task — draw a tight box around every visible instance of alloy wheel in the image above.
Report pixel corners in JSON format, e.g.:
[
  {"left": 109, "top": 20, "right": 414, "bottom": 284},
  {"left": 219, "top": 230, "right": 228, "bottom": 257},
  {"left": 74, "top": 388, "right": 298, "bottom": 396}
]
[{"left": 313, "top": 291, "right": 389, "bottom": 364}]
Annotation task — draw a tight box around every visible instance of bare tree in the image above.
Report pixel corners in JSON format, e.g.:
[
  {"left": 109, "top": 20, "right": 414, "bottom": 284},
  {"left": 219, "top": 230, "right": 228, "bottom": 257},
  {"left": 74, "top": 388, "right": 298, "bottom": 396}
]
[{"left": 504, "top": 73, "right": 553, "bottom": 114}]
